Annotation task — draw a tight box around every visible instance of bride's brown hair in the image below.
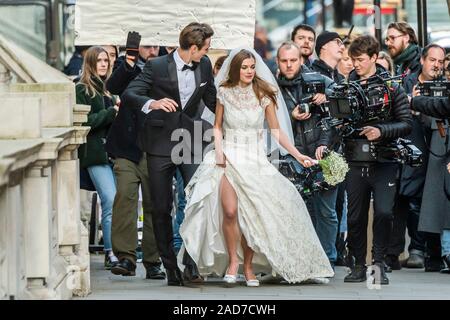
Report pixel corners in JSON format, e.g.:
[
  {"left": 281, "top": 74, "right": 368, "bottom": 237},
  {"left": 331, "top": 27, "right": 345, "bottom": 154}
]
[{"left": 221, "top": 49, "right": 277, "bottom": 107}]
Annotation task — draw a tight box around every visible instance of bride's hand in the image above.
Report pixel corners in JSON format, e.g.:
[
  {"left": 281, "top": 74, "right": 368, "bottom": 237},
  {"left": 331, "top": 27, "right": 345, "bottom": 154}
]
[
  {"left": 297, "top": 154, "right": 318, "bottom": 168},
  {"left": 216, "top": 151, "right": 226, "bottom": 168}
]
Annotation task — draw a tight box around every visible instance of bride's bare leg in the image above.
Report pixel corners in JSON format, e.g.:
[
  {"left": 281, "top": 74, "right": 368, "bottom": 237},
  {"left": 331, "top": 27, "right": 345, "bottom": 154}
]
[
  {"left": 220, "top": 175, "right": 240, "bottom": 275},
  {"left": 241, "top": 236, "right": 256, "bottom": 280}
]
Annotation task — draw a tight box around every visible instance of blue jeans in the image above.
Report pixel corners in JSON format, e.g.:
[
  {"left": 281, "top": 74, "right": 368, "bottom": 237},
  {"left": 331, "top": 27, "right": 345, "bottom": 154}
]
[
  {"left": 339, "top": 191, "right": 348, "bottom": 233},
  {"left": 308, "top": 188, "right": 339, "bottom": 263},
  {"left": 172, "top": 169, "right": 186, "bottom": 252},
  {"left": 442, "top": 229, "right": 450, "bottom": 257},
  {"left": 87, "top": 164, "right": 116, "bottom": 251}
]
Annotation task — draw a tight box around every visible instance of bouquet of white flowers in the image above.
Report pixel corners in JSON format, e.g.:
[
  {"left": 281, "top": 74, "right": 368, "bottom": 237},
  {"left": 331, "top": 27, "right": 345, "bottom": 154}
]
[{"left": 318, "top": 151, "right": 349, "bottom": 186}]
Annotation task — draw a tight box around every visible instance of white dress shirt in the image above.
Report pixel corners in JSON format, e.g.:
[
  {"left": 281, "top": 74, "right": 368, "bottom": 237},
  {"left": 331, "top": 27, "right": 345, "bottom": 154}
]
[{"left": 142, "top": 50, "right": 196, "bottom": 114}]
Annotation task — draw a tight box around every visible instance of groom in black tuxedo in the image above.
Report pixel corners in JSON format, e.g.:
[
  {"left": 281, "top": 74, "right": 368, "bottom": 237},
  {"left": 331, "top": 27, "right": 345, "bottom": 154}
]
[{"left": 122, "top": 22, "right": 216, "bottom": 286}]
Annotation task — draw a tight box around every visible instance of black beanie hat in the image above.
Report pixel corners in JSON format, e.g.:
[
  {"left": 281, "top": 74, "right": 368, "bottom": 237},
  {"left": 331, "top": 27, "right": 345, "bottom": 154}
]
[{"left": 315, "top": 31, "right": 341, "bottom": 56}]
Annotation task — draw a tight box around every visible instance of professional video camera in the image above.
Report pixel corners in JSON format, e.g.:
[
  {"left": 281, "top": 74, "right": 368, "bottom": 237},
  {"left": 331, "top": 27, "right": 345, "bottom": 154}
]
[
  {"left": 322, "top": 73, "right": 400, "bottom": 135},
  {"left": 343, "top": 138, "right": 423, "bottom": 167},
  {"left": 296, "top": 72, "right": 328, "bottom": 116},
  {"left": 417, "top": 79, "right": 450, "bottom": 98},
  {"left": 275, "top": 155, "right": 330, "bottom": 198}
]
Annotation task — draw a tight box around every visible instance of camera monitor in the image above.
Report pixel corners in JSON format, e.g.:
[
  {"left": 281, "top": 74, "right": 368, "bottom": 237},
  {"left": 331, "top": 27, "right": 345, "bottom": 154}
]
[{"left": 328, "top": 97, "right": 353, "bottom": 119}]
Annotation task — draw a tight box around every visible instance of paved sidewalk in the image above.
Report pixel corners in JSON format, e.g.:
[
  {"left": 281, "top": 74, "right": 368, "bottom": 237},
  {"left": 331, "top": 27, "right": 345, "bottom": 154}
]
[{"left": 78, "top": 254, "right": 450, "bottom": 300}]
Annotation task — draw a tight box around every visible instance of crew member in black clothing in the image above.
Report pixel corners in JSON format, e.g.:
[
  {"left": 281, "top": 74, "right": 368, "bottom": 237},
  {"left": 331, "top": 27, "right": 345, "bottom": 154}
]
[
  {"left": 107, "top": 31, "right": 165, "bottom": 280},
  {"left": 341, "top": 35, "right": 412, "bottom": 285}
]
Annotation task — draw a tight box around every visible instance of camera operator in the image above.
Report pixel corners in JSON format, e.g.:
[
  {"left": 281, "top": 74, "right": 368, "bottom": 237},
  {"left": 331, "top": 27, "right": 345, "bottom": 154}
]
[
  {"left": 411, "top": 59, "right": 450, "bottom": 118},
  {"left": 342, "top": 35, "right": 412, "bottom": 285},
  {"left": 410, "top": 51, "right": 450, "bottom": 273},
  {"left": 386, "top": 44, "right": 446, "bottom": 271},
  {"left": 276, "top": 41, "right": 339, "bottom": 267}
]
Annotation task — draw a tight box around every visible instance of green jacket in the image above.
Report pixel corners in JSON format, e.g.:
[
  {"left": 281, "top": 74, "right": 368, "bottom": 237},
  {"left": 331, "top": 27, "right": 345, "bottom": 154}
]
[{"left": 76, "top": 81, "right": 117, "bottom": 168}]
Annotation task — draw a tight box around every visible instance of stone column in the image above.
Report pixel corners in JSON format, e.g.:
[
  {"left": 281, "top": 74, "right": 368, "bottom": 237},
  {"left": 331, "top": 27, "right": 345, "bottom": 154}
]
[
  {"left": 22, "top": 166, "right": 56, "bottom": 299},
  {"left": 56, "top": 149, "right": 80, "bottom": 248},
  {"left": 5, "top": 183, "right": 27, "bottom": 300},
  {"left": 53, "top": 139, "right": 90, "bottom": 297}
]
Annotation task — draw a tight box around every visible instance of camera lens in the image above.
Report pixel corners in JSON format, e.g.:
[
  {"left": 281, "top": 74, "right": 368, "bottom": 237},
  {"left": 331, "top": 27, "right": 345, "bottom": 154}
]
[{"left": 299, "top": 103, "right": 310, "bottom": 113}]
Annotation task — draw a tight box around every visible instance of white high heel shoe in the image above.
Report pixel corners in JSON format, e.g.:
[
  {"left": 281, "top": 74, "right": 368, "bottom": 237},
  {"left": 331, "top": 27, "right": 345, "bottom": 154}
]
[
  {"left": 223, "top": 274, "right": 237, "bottom": 285},
  {"left": 244, "top": 276, "right": 260, "bottom": 287}
]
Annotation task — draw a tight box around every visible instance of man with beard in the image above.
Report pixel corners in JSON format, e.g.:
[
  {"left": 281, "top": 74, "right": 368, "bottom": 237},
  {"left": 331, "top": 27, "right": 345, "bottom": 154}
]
[
  {"left": 385, "top": 22, "right": 421, "bottom": 77},
  {"left": 276, "top": 41, "right": 338, "bottom": 268},
  {"left": 291, "top": 24, "right": 316, "bottom": 68},
  {"left": 386, "top": 44, "right": 446, "bottom": 271},
  {"left": 410, "top": 45, "right": 450, "bottom": 274},
  {"left": 107, "top": 32, "right": 165, "bottom": 280}
]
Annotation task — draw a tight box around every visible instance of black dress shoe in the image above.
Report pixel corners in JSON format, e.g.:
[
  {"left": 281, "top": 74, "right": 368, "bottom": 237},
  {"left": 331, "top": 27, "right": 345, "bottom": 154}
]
[
  {"left": 385, "top": 255, "right": 401, "bottom": 270},
  {"left": 425, "top": 257, "right": 445, "bottom": 272},
  {"left": 146, "top": 264, "right": 166, "bottom": 280},
  {"left": 344, "top": 264, "right": 367, "bottom": 282},
  {"left": 183, "top": 264, "right": 204, "bottom": 283},
  {"left": 167, "top": 268, "right": 184, "bottom": 286},
  {"left": 383, "top": 261, "right": 392, "bottom": 273},
  {"left": 111, "top": 258, "right": 136, "bottom": 276},
  {"left": 371, "top": 262, "right": 389, "bottom": 285}
]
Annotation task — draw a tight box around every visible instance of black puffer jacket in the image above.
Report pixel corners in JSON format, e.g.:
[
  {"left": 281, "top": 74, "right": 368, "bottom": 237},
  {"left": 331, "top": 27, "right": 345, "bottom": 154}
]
[
  {"left": 347, "top": 64, "right": 413, "bottom": 140},
  {"left": 412, "top": 96, "right": 450, "bottom": 119},
  {"left": 277, "top": 66, "right": 331, "bottom": 157}
]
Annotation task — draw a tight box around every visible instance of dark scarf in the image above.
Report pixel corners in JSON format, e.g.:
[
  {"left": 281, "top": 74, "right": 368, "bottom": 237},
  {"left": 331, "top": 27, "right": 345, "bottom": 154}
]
[{"left": 393, "top": 44, "right": 420, "bottom": 69}]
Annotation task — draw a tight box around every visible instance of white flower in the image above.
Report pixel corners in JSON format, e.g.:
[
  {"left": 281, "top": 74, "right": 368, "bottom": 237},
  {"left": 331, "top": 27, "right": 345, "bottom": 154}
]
[{"left": 318, "top": 151, "right": 349, "bottom": 186}]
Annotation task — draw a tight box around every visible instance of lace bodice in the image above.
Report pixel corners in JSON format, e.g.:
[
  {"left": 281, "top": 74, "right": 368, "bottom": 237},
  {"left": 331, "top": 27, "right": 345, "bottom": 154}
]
[{"left": 217, "top": 85, "right": 270, "bottom": 133}]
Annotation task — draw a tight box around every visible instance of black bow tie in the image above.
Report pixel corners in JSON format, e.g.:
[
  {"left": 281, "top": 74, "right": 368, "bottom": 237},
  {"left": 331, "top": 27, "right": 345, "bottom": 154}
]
[{"left": 182, "top": 62, "right": 198, "bottom": 71}]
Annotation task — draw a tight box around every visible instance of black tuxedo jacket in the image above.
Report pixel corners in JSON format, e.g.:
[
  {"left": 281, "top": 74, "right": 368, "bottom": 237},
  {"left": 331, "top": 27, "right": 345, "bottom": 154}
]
[{"left": 122, "top": 51, "right": 217, "bottom": 157}]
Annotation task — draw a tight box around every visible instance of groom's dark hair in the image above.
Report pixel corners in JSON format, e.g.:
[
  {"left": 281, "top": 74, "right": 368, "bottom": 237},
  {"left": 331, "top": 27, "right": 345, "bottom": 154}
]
[{"left": 179, "top": 22, "right": 214, "bottom": 50}]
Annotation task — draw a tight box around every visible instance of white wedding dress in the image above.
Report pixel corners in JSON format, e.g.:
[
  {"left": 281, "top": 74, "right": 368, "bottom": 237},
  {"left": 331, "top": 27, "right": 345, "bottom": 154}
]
[{"left": 178, "top": 85, "right": 334, "bottom": 283}]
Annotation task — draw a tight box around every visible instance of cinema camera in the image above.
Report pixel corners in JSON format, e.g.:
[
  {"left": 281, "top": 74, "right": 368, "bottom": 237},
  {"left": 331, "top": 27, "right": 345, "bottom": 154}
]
[
  {"left": 296, "top": 72, "right": 328, "bottom": 115},
  {"left": 321, "top": 73, "right": 423, "bottom": 167},
  {"left": 321, "top": 73, "right": 401, "bottom": 134},
  {"left": 343, "top": 138, "right": 423, "bottom": 167},
  {"left": 417, "top": 79, "right": 450, "bottom": 98},
  {"left": 276, "top": 155, "right": 330, "bottom": 198}
]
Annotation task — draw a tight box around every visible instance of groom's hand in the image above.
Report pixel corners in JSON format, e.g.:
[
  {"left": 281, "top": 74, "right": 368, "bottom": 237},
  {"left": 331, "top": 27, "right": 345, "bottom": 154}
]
[{"left": 150, "top": 98, "right": 178, "bottom": 112}]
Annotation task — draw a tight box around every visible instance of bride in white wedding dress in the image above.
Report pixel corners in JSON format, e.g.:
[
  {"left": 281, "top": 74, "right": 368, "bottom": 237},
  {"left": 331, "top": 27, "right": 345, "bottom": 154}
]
[{"left": 178, "top": 48, "right": 334, "bottom": 286}]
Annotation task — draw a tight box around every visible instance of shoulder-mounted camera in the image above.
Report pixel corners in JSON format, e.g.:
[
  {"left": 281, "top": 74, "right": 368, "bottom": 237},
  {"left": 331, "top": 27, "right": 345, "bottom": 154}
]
[
  {"left": 292, "top": 72, "right": 328, "bottom": 115},
  {"left": 275, "top": 155, "right": 330, "bottom": 198},
  {"left": 343, "top": 137, "right": 423, "bottom": 166},
  {"left": 417, "top": 79, "right": 450, "bottom": 98},
  {"left": 321, "top": 73, "right": 399, "bottom": 135}
]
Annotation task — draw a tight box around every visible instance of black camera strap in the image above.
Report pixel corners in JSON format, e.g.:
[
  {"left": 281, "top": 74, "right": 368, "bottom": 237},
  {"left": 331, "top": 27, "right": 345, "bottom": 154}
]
[{"left": 283, "top": 87, "right": 299, "bottom": 106}]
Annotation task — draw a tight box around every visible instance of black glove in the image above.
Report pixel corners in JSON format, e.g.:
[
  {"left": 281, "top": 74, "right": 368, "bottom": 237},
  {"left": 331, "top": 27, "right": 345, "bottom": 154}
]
[{"left": 125, "top": 31, "right": 141, "bottom": 62}]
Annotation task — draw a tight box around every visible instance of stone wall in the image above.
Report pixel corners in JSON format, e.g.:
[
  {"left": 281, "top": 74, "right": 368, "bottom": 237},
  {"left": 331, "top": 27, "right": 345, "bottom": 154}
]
[{"left": 0, "top": 40, "right": 91, "bottom": 299}]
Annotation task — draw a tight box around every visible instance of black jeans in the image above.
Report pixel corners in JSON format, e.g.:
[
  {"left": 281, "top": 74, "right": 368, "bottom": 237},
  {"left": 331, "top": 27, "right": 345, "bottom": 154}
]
[
  {"left": 346, "top": 164, "right": 399, "bottom": 265},
  {"left": 146, "top": 154, "right": 198, "bottom": 270},
  {"left": 387, "top": 195, "right": 426, "bottom": 256}
]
